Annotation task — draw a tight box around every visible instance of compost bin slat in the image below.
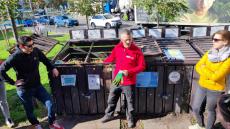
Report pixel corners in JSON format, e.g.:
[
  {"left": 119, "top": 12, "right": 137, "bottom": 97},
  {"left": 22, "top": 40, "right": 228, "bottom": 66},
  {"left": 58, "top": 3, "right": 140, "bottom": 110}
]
[
  {"left": 164, "top": 66, "right": 175, "bottom": 113},
  {"left": 155, "top": 66, "right": 164, "bottom": 114},
  {"left": 147, "top": 89, "right": 155, "bottom": 113}
]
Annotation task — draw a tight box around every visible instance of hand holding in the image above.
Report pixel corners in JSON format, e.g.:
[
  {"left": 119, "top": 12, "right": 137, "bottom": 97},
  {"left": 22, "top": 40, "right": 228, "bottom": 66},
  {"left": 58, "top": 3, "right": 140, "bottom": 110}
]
[
  {"left": 52, "top": 68, "right": 59, "bottom": 77},
  {"left": 15, "top": 79, "right": 25, "bottom": 87},
  {"left": 112, "top": 71, "right": 124, "bottom": 86}
]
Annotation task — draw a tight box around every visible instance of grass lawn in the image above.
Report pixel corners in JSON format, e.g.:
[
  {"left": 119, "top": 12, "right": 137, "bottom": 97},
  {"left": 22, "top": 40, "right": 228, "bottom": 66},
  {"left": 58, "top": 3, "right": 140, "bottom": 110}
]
[{"left": 0, "top": 28, "right": 69, "bottom": 126}]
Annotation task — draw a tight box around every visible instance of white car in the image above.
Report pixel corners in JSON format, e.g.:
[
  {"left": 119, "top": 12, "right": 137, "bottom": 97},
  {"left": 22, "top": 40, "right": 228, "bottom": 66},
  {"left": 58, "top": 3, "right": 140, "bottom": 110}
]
[{"left": 90, "top": 14, "right": 122, "bottom": 29}]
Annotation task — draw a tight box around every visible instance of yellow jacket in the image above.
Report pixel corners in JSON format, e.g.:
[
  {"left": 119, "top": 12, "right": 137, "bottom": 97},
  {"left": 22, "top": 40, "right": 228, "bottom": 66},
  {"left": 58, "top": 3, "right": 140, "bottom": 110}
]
[{"left": 195, "top": 52, "right": 230, "bottom": 91}]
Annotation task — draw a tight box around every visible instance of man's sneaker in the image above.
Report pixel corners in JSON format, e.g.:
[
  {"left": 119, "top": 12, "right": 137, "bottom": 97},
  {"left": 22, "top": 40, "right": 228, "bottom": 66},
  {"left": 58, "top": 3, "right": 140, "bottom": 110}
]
[
  {"left": 49, "top": 122, "right": 64, "bottom": 129},
  {"left": 188, "top": 124, "right": 205, "bottom": 129},
  {"left": 5, "top": 118, "right": 14, "bottom": 128},
  {"left": 101, "top": 115, "right": 114, "bottom": 123},
  {"left": 127, "top": 120, "right": 135, "bottom": 128},
  {"left": 34, "top": 124, "right": 44, "bottom": 129}
]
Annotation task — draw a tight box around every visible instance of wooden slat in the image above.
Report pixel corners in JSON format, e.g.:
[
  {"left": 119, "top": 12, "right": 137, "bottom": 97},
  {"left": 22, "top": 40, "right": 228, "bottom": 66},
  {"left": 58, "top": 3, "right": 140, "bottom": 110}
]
[
  {"left": 164, "top": 66, "right": 175, "bottom": 114},
  {"left": 77, "top": 66, "right": 89, "bottom": 114},
  {"left": 147, "top": 88, "right": 155, "bottom": 113},
  {"left": 173, "top": 66, "right": 184, "bottom": 113},
  {"left": 71, "top": 86, "right": 80, "bottom": 114},
  {"left": 138, "top": 88, "right": 147, "bottom": 114},
  {"left": 63, "top": 87, "right": 73, "bottom": 114},
  {"left": 155, "top": 66, "right": 164, "bottom": 114}
]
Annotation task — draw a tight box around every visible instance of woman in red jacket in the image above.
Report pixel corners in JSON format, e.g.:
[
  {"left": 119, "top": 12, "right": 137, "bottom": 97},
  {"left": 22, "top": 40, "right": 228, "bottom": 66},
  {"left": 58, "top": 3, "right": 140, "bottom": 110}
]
[{"left": 101, "top": 29, "right": 145, "bottom": 128}]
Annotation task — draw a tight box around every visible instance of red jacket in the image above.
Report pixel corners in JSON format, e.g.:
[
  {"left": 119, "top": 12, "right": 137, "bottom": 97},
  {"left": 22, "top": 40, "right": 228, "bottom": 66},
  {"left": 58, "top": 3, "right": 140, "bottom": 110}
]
[{"left": 104, "top": 42, "right": 146, "bottom": 86}]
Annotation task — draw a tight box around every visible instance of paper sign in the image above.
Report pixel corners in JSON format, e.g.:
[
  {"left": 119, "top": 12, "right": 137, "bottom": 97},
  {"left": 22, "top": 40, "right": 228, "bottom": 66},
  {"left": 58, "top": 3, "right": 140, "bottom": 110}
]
[
  {"left": 72, "top": 30, "right": 85, "bottom": 39},
  {"left": 88, "top": 29, "right": 101, "bottom": 39},
  {"left": 163, "top": 49, "right": 185, "bottom": 60},
  {"left": 136, "top": 72, "right": 158, "bottom": 88},
  {"left": 149, "top": 29, "right": 162, "bottom": 38},
  {"left": 103, "top": 29, "right": 117, "bottom": 38},
  {"left": 61, "top": 75, "right": 76, "bottom": 86},
  {"left": 193, "top": 27, "right": 207, "bottom": 37},
  {"left": 210, "top": 26, "right": 225, "bottom": 36},
  {"left": 88, "top": 74, "right": 100, "bottom": 90},
  {"left": 168, "top": 71, "right": 181, "bottom": 84},
  {"left": 165, "top": 28, "right": 179, "bottom": 38},
  {"left": 132, "top": 29, "right": 145, "bottom": 38}
]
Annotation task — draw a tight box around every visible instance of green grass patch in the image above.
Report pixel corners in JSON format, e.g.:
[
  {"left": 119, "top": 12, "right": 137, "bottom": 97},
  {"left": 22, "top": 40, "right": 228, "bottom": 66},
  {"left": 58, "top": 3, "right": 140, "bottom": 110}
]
[
  {"left": 0, "top": 29, "right": 32, "bottom": 60},
  {"left": 0, "top": 29, "right": 69, "bottom": 126}
]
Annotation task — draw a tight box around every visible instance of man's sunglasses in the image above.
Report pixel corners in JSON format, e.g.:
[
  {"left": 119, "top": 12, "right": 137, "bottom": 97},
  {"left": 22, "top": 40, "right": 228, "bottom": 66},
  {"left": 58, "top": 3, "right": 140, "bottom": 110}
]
[
  {"left": 212, "top": 38, "right": 224, "bottom": 42},
  {"left": 23, "top": 43, "right": 34, "bottom": 48}
]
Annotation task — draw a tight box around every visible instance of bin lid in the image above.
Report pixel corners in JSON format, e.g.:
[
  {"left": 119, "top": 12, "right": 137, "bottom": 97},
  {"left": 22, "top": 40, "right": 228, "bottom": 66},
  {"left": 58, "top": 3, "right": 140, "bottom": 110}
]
[
  {"left": 134, "top": 37, "right": 163, "bottom": 57},
  {"left": 8, "top": 33, "right": 59, "bottom": 54},
  {"left": 189, "top": 37, "right": 212, "bottom": 56},
  {"left": 157, "top": 38, "right": 201, "bottom": 65}
]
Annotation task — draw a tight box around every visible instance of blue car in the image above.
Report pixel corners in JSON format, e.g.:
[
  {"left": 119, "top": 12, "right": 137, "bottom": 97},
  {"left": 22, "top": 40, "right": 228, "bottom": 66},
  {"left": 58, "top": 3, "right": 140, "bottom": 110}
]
[
  {"left": 37, "top": 15, "right": 54, "bottom": 25},
  {"left": 54, "top": 15, "right": 79, "bottom": 27},
  {"left": 23, "top": 18, "right": 36, "bottom": 27}
]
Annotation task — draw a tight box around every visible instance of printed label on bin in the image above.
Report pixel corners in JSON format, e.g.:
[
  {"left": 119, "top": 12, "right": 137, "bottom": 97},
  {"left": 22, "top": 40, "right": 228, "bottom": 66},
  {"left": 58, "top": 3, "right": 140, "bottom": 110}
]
[
  {"left": 88, "top": 30, "right": 101, "bottom": 39},
  {"left": 72, "top": 30, "right": 85, "bottom": 39},
  {"left": 165, "top": 28, "right": 179, "bottom": 38},
  {"left": 61, "top": 75, "right": 76, "bottom": 86},
  {"left": 88, "top": 74, "right": 100, "bottom": 90},
  {"left": 132, "top": 29, "right": 145, "bottom": 38},
  {"left": 193, "top": 27, "right": 207, "bottom": 37},
  {"left": 168, "top": 71, "right": 181, "bottom": 84},
  {"left": 103, "top": 29, "right": 116, "bottom": 38},
  {"left": 136, "top": 72, "right": 158, "bottom": 88},
  {"left": 163, "top": 49, "right": 185, "bottom": 60}
]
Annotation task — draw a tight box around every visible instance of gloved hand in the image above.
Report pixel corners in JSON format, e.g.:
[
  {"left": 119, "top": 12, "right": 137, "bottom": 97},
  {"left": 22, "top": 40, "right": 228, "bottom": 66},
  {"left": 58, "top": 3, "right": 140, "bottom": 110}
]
[{"left": 112, "top": 71, "right": 124, "bottom": 86}]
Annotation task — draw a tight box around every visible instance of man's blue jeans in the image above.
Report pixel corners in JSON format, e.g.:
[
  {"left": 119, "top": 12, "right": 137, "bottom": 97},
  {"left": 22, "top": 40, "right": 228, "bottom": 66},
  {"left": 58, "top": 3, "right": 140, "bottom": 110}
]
[{"left": 16, "top": 85, "right": 55, "bottom": 125}]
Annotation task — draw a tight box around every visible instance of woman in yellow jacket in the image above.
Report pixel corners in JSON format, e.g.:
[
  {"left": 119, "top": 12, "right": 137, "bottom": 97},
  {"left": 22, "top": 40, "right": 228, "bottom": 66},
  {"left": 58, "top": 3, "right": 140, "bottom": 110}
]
[{"left": 190, "top": 30, "right": 230, "bottom": 129}]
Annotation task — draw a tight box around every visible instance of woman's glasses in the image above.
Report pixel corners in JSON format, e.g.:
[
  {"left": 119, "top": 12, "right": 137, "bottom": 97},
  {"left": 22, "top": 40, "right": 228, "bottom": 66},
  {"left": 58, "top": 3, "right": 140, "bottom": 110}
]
[{"left": 212, "top": 38, "right": 224, "bottom": 42}]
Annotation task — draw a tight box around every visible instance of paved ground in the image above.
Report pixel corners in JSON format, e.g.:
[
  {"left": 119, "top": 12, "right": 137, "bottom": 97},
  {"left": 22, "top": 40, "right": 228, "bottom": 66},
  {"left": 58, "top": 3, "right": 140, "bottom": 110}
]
[
  {"left": 1, "top": 112, "right": 226, "bottom": 129},
  {"left": 0, "top": 113, "right": 195, "bottom": 129}
]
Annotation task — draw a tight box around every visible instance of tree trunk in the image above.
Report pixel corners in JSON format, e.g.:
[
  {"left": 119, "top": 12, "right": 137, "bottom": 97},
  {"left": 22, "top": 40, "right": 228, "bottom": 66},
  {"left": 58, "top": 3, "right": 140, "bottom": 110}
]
[
  {"left": 86, "top": 15, "right": 89, "bottom": 29},
  {"left": 0, "top": 27, "right": 10, "bottom": 49},
  {"left": 29, "top": 0, "right": 33, "bottom": 11},
  {"left": 157, "top": 13, "right": 160, "bottom": 28},
  {"left": 101, "top": 0, "right": 104, "bottom": 14},
  {"left": 3, "top": 25, "right": 10, "bottom": 48},
  {"left": 6, "top": 5, "right": 18, "bottom": 42}
]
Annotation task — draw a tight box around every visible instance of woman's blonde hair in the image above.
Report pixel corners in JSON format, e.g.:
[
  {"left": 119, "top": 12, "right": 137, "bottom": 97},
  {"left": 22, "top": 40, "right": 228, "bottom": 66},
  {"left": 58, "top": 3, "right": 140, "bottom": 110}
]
[{"left": 212, "top": 30, "right": 230, "bottom": 45}]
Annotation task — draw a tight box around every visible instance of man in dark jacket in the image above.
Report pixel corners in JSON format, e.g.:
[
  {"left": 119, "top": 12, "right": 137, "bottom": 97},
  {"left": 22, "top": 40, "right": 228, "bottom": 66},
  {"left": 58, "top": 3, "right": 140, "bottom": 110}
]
[
  {"left": 0, "top": 36, "right": 64, "bottom": 129},
  {"left": 101, "top": 29, "right": 146, "bottom": 128}
]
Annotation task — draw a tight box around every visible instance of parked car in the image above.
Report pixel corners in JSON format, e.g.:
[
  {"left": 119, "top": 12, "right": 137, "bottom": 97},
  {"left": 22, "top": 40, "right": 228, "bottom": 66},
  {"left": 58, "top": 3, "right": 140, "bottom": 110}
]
[
  {"left": 54, "top": 15, "right": 78, "bottom": 27},
  {"left": 34, "top": 9, "right": 46, "bottom": 18},
  {"left": 36, "top": 15, "right": 54, "bottom": 25},
  {"left": 23, "top": 18, "right": 35, "bottom": 27},
  {"left": 90, "top": 14, "right": 122, "bottom": 29},
  {"left": 2, "top": 20, "right": 19, "bottom": 27}
]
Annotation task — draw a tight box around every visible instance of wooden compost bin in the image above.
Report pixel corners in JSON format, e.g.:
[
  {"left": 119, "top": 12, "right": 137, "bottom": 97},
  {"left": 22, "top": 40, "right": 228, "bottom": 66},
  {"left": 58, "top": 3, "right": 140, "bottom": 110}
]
[{"left": 49, "top": 37, "right": 201, "bottom": 116}]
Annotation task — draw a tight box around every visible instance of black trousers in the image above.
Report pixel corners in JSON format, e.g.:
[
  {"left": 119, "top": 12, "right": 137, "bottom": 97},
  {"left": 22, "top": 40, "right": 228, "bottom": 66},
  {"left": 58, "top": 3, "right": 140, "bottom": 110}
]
[{"left": 105, "top": 85, "right": 135, "bottom": 121}]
